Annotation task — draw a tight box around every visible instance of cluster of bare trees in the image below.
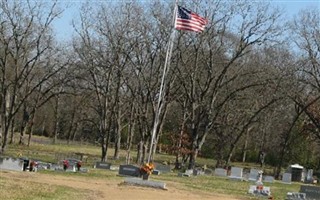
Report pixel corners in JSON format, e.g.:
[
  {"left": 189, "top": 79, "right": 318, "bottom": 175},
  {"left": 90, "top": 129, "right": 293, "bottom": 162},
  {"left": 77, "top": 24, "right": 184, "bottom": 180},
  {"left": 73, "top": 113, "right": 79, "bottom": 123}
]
[{"left": 0, "top": 0, "right": 319, "bottom": 172}]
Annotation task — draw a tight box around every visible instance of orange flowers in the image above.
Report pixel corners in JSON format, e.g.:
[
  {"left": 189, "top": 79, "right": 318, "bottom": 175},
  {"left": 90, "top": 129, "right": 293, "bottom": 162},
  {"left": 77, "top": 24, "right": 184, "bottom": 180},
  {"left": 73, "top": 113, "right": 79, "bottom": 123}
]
[{"left": 140, "top": 163, "right": 155, "bottom": 175}]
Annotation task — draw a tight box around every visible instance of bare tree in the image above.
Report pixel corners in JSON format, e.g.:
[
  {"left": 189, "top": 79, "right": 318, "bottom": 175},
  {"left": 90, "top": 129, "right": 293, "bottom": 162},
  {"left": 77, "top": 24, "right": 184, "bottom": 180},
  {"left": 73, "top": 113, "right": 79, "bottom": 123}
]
[{"left": 0, "top": 0, "right": 64, "bottom": 152}]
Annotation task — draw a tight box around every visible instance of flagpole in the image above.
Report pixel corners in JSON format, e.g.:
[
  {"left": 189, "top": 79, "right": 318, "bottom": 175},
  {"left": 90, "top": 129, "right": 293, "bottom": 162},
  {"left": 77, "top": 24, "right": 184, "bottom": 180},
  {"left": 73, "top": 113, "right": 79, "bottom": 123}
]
[{"left": 147, "top": 0, "right": 178, "bottom": 163}]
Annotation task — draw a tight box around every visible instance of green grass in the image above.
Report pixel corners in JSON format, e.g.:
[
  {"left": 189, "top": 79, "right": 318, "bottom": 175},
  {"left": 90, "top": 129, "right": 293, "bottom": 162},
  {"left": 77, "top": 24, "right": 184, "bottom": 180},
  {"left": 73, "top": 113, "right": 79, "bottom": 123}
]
[
  {"left": 150, "top": 172, "right": 301, "bottom": 199},
  {"left": 0, "top": 175, "right": 92, "bottom": 200}
]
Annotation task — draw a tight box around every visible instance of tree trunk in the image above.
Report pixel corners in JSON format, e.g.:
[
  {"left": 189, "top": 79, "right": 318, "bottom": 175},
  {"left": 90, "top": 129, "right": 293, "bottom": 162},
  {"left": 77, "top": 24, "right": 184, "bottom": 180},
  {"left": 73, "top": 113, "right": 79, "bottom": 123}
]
[
  {"left": 101, "top": 138, "right": 107, "bottom": 162},
  {"left": 53, "top": 96, "right": 59, "bottom": 144},
  {"left": 242, "top": 131, "right": 249, "bottom": 162},
  {"left": 136, "top": 140, "right": 144, "bottom": 164},
  {"left": 9, "top": 116, "right": 15, "bottom": 144},
  {"left": 114, "top": 109, "right": 121, "bottom": 160},
  {"left": 67, "top": 109, "right": 76, "bottom": 145},
  {"left": 27, "top": 109, "right": 36, "bottom": 146},
  {"left": 126, "top": 106, "right": 135, "bottom": 164}
]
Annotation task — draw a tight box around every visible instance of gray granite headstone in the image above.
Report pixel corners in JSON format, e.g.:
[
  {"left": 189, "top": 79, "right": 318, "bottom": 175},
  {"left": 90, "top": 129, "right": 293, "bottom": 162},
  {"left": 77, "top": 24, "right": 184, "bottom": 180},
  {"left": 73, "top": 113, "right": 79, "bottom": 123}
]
[
  {"left": 119, "top": 165, "right": 141, "bottom": 177},
  {"left": 248, "top": 169, "right": 260, "bottom": 181},
  {"left": 155, "top": 163, "right": 171, "bottom": 173},
  {"left": 282, "top": 173, "right": 292, "bottom": 184},
  {"left": 95, "top": 162, "right": 111, "bottom": 170},
  {"left": 300, "top": 185, "right": 320, "bottom": 200},
  {"left": 0, "top": 157, "right": 23, "bottom": 171},
  {"left": 263, "top": 175, "right": 275, "bottom": 183},
  {"left": 228, "top": 167, "right": 243, "bottom": 181},
  {"left": 214, "top": 168, "right": 227, "bottom": 177}
]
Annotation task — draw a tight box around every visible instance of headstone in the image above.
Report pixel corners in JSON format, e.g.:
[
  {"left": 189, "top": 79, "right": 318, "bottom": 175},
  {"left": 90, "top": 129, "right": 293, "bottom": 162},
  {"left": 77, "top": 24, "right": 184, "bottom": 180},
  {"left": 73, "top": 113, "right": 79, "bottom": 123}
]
[
  {"left": 228, "top": 167, "right": 243, "bottom": 181},
  {"left": 155, "top": 163, "right": 171, "bottom": 173},
  {"left": 66, "top": 165, "right": 76, "bottom": 172},
  {"left": 305, "top": 169, "right": 313, "bottom": 183},
  {"left": 124, "top": 177, "right": 166, "bottom": 190},
  {"left": 95, "top": 162, "right": 111, "bottom": 170},
  {"left": 79, "top": 168, "right": 88, "bottom": 173},
  {"left": 178, "top": 169, "right": 193, "bottom": 177},
  {"left": 193, "top": 169, "right": 203, "bottom": 176},
  {"left": 300, "top": 185, "right": 320, "bottom": 200},
  {"left": 204, "top": 168, "right": 213, "bottom": 175},
  {"left": 152, "top": 170, "right": 160, "bottom": 175},
  {"left": 248, "top": 185, "right": 271, "bottom": 197},
  {"left": 286, "top": 192, "right": 306, "bottom": 200},
  {"left": 282, "top": 173, "right": 292, "bottom": 184},
  {"left": 248, "top": 169, "right": 260, "bottom": 181},
  {"left": 36, "top": 162, "right": 50, "bottom": 170},
  {"left": 0, "top": 157, "right": 24, "bottom": 171},
  {"left": 119, "top": 165, "right": 141, "bottom": 177},
  {"left": 263, "top": 175, "right": 275, "bottom": 183},
  {"left": 185, "top": 169, "right": 193, "bottom": 176},
  {"left": 214, "top": 168, "right": 227, "bottom": 177}
]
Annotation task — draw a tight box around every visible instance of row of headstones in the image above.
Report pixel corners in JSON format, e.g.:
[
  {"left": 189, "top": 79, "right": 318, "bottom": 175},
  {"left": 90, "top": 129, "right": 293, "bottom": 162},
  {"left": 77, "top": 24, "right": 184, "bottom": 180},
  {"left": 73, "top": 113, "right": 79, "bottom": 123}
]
[
  {"left": 214, "top": 167, "right": 315, "bottom": 185},
  {"left": 0, "top": 157, "right": 77, "bottom": 172},
  {"left": 214, "top": 167, "right": 277, "bottom": 183},
  {"left": 287, "top": 185, "right": 320, "bottom": 200}
]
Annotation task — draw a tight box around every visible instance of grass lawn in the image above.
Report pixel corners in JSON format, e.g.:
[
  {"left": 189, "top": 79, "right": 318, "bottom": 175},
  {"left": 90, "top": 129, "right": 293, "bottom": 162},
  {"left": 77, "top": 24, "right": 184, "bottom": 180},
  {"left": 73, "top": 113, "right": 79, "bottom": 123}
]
[
  {"left": 0, "top": 135, "right": 314, "bottom": 200},
  {"left": 0, "top": 174, "right": 92, "bottom": 200}
]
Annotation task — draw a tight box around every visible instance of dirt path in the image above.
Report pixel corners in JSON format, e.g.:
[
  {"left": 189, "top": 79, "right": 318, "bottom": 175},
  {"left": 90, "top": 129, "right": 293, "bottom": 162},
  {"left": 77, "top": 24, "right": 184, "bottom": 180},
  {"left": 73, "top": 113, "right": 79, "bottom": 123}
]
[{"left": 0, "top": 170, "right": 243, "bottom": 200}]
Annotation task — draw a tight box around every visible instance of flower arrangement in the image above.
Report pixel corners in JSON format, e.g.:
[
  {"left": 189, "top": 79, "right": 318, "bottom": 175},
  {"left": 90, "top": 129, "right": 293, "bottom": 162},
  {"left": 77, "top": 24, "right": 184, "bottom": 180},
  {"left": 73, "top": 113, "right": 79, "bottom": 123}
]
[{"left": 140, "top": 163, "right": 155, "bottom": 175}]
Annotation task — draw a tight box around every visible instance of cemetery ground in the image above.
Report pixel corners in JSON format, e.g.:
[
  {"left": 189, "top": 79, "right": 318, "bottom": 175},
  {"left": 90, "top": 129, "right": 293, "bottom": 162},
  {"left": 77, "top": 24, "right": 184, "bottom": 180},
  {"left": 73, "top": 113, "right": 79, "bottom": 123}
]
[{"left": 0, "top": 136, "right": 309, "bottom": 200}]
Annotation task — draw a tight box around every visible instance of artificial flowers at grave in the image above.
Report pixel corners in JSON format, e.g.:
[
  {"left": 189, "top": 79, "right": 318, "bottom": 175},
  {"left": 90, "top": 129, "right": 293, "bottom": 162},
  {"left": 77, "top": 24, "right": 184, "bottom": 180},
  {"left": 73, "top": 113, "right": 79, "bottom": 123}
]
[{"left": 140, "top": 162, "right": 155, "bottom": 175}]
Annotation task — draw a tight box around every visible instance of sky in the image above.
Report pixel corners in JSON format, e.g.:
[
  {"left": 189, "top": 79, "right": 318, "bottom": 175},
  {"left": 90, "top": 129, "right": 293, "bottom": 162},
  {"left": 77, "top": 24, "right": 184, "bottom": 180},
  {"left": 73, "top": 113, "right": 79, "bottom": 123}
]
[{"left": 52, "top": 0, "right": 320, "bottom": 40}]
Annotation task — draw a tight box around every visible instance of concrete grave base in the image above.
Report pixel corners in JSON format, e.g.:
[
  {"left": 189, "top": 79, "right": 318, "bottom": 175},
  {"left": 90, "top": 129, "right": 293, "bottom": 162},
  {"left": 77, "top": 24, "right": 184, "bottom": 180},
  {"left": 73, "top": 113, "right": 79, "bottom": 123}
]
[{"left": 124, "top": 177, "right": 167, "bottom": 190}]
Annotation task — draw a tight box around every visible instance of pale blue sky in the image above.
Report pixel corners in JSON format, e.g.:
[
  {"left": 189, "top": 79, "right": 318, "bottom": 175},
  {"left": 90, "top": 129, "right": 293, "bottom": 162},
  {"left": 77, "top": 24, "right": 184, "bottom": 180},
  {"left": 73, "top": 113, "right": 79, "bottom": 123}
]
[{"left": 52, "top": 0, "right": 320, "bottom": 40}]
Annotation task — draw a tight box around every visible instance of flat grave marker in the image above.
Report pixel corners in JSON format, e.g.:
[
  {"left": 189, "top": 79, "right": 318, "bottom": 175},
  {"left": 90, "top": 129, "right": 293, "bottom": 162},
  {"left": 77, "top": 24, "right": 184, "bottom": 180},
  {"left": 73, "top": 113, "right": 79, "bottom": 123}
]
[{"left": 95, "top": 162, "right": 111, "bottom": 170}]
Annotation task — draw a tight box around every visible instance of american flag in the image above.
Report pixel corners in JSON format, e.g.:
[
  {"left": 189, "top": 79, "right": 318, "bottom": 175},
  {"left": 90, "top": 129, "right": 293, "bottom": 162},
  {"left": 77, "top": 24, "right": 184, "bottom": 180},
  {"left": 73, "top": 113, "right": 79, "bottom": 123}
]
[{"left": 175, "top": 5, "right": 208, "bottom": 33}]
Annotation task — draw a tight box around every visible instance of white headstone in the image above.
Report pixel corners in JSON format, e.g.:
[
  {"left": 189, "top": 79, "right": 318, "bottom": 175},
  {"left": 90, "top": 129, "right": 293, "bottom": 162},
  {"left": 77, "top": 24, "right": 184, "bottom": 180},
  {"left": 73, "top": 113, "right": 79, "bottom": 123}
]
[
  {"left": 214, "top": 168, "right": 227, "bottom": 177},
  {"left": 306, "top": 169, "right": 313, "bottom": 182}
]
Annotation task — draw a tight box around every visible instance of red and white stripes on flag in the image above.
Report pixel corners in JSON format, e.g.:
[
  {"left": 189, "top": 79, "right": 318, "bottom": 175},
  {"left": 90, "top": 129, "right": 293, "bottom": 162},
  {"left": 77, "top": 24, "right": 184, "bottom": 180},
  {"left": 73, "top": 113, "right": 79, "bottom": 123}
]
[{"left": 175, "top": 5, "right": 208, "bottom": 33}]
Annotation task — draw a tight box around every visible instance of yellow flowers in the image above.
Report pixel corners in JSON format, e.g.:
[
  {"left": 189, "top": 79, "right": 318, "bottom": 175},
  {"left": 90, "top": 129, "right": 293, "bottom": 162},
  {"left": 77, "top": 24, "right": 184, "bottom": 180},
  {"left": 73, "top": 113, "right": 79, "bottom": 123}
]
[{"left": 140, "top": 163, "right": 155, "bottom": 175}]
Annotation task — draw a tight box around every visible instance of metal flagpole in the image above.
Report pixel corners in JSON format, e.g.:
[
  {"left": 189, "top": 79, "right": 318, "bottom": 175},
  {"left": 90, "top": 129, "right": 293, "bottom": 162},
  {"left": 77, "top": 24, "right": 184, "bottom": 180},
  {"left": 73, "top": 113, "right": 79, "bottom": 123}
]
[{"left": 147, "top": 0, "right": 178, "bottom": 163}]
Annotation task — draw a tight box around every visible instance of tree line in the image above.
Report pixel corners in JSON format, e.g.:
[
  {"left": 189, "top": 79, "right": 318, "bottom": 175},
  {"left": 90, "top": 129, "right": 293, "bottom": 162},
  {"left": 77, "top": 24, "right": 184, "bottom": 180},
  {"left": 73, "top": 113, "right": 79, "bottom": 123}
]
[{"left": 0, "top": 0, "right": 319, "bottom": 177}]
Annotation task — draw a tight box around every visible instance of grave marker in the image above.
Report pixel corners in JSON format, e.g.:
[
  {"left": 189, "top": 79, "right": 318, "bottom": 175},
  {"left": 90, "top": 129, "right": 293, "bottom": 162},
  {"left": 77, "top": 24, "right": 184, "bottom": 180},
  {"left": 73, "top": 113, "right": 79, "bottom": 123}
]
[
  {"left": 155, "top": 163, "right": 171, "bottom": 173},
  {"left": 248, "top": 169, "right": 260, "bottom": 182},
  {"left": 0, "top": 157, "right": 23, "bottom": 171},
  {"left": 228, "top": 167, "right": 243, "bottom": 181},
  {"left": 119, "top": 165, "right": 141, "bottom": 177},
  {"left": 214, "top": 168, "right": 227, "bottom": 177},
  {"left": 263, "top": 175, "right": 275, "bottom": 183},
  {"left": 300, "top": 185, "right": 320, "bottom": 200},
  {"left": 282, "top": 173, "right": 292, "bottom": 184},
  {"left": 95, "top": 162, "right": 111, "bottom": 170}
]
